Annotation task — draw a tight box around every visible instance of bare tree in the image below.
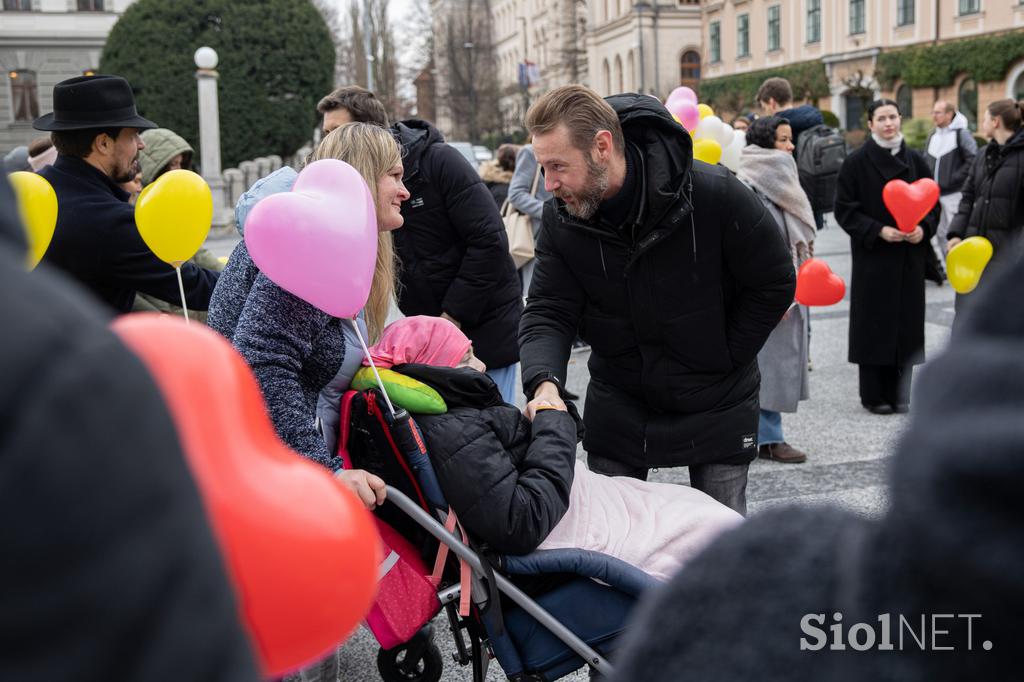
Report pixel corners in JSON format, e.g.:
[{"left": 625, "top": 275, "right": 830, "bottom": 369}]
[
  {"left": 439, "top": 0, "right": 500, "bottom": 142},
  {"left": 328, "top": 0, "right": 400, "bottom": 121},
  {"left": 394, "top": 0, "right": 434, "bottom": 119}
]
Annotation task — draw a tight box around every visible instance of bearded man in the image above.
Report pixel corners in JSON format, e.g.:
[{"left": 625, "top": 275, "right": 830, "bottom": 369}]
[
  {"left": 519, "top": 86, "right": 795, "bottom": 514},
  {"left": 33, "top": 75, "right": 219, "bottom": 312}
]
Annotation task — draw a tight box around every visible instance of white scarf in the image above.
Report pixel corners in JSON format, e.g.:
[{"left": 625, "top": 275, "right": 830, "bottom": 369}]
[
  {"left": 872, "top": 132, "right": 904, "bottom": 154},
  {"left": 737, "top": 145, "right": 816, "bottom": 260}
]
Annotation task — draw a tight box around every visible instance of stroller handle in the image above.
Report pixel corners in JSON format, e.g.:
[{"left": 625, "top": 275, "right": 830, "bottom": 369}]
[{"left": 383, "top": 485, "right": 614, "bottom": 677}]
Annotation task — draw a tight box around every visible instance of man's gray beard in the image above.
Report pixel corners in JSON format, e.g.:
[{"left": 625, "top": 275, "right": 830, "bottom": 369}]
[{"left": 562, "top": 157, "right": 609, "bottom": 220}]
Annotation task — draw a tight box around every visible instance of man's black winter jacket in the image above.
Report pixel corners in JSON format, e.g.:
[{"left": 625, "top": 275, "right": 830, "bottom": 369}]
[{"left": 519, "top": 94, "right": 796, "bottom": 469}]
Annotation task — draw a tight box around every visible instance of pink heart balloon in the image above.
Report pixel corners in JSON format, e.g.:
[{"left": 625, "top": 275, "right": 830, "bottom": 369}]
[
  {"left": 666, "top": 86, "right": 697, "bottom": 108},
  {"left": 245, "top": 159, "right": 377, "bottom": 318},
  {"left": 667, "top": 100, "right": 701, "bottom": 132}
]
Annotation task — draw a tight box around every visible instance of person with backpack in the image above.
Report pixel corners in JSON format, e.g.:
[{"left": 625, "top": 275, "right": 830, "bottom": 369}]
[
  {"left": 757, "top": 77, "right": 845, "bottom": 228},
  {"left": 737, "top": 116, "right": 815, "bottom": 464},
  {"left": 925, "top": 101, "right": 978, "bottom": 258},
  {"left": 834, "top": 99, "right": 939, "bottom": 415},
  {"left": 946, "top": 98, "right": 1024, "bottom": 317}
]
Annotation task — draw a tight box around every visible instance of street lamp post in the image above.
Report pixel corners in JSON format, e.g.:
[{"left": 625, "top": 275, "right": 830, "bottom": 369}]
[{"left": 193, "top": 46, "right": 229, "bottom": 228}]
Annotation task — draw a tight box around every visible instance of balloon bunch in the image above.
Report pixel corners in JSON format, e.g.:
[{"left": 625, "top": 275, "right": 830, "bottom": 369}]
[{"left": 664, "top": 88, "right": 746, "bottom": 170}]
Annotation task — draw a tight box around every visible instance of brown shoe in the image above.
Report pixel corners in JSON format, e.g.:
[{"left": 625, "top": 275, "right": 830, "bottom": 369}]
[{"left": 758, "top": 442, "right": 807, "bottom": 464}]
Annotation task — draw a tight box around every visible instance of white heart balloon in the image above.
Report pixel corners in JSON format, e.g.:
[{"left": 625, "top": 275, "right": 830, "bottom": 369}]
[
  {"left": 694, "top": 115, "right": 724, "bottom": 142},
  {"left": 716, "top": 123, "right": 735, "bottom": 149}
]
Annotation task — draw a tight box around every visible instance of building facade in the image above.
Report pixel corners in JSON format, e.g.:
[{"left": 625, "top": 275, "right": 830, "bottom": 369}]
[
  {"left": 491, "top": 0, "right": 703, "bottom": 134},
  {"left": 701, "top": 0, "right": 1024, "bottom": 129},
  {"left": 586, "top": 0, "right": 702, "bottom": 99},
  {"left": 492, "top": 0, "right": 589, "bottom": 134},
  {"left": 1, "top": 0, "right": 138, "bottom": 153}
]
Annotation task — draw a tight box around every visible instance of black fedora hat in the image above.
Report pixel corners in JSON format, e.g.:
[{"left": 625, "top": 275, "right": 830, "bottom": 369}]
[{"left": 33, "top": 74, "right": 157, "bottom": 132}]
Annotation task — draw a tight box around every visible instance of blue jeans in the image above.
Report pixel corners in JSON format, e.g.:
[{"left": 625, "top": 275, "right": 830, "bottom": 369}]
[
  {"left": 587, "top": 453, "right": 749, "bottom": 516},
  {"left": 486, "top": 363, "right": 518, "bottom": 405},
  {"left": 758, "top": 409, "right": 785, "bottom": 446}
]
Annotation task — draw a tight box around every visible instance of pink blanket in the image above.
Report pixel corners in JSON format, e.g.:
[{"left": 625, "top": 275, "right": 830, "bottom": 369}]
[{"left": 538, "top": 461, "right": 743, "bottom": 581}]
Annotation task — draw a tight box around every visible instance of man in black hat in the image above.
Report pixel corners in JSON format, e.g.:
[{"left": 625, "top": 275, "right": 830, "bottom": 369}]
[{"left": 33, "top": 75, "right": 219, "bottom": 312}]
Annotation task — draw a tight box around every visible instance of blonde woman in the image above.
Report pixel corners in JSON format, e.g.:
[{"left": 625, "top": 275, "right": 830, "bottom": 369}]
[{"left": 208, "top": 122, "right": 409, "bottom": 473}]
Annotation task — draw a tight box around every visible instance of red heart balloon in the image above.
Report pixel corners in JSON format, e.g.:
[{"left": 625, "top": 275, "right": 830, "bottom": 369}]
[
  {"left": 112, "top": 314, "right": 379, "bottom": 677},
  {"left": 795, "top": 258, "right": 846, "bottom": 306},
  {"left": 882, "top": 178, "right": 939, "bottom": 233}
]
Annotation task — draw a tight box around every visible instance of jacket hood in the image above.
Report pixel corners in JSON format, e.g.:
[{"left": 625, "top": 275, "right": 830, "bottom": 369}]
[
  {"left": 479, "top": 159, "right": 513, "bottom": 184},
  {"left": 3, "top": 146, "right": 29, "bottom": 174},
  {"left": 779, "top": 104, "right": 822, "bottom": 130},
  {"left": 948, "top": 111, "right": 969, "bottom": 131},
  {"left": 394, "top": 119, "right": 444, "bottom": 177},
  {"left": 1003, "top": 126, "right": 1024, "bottom": 151},
  {"left": 600, "top": 93, "right": 694, "bottom": 228},
  {"left": 233, "top": 166, "right": 298, "bottom": 236},
  {"left": 139, "top": 128, "right": 193, "bottom": 185},
  {"left": 394, "top": 363, "right": 505, "bottom": 410}
]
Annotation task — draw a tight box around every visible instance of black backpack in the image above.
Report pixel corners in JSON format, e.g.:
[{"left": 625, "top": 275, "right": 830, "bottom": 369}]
[{"left": 795, "top": 123, "right": 847, "bottom": 214}]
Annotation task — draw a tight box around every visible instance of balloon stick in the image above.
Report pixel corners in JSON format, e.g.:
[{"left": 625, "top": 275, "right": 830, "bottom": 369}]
[
  {"left": 348, "top": 318, "right": 396, "bottom": 418},
  {"left": 174, "top": 265, "right": 191, "bottom": 326}
]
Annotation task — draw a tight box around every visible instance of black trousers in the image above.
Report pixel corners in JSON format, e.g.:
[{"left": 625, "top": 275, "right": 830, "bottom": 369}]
[{"left": 858, "top": 364, "right": 913, "bottom": 407}]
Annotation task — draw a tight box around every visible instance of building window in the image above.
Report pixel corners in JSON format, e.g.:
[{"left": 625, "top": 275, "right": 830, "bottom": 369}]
[
  {"left": 2, "top": 0, "right": 33, "bottom": 9},
  {"left": 767, "top": 5, "right": 781, "bottom": 52},
  {"left": 896, "top": 84, "right": 913, "bottom": 118},
  {"left": 958, "top": 0, "right": 980, "bottom": 15},
  {"left": 9, "top": 69, "right": 40, "bottom": 121},
  {"left": 680, "top": 50, "right": 701, "bottom": 93},
  {"left": 1014, "top": 70, "right": 1024, "bottom": 101},
  {"left": 850, "top": 0, "right": 865, "bottom": 34},
  {"left": 614, "top": 55, "right": 623, "bottom": 93},
  {"left": 602, "top": 59, "right": 611, "bottom": 95},
  {"left": 807, "top": 0, "right": 821, "bottom": 43},
  {"left": 737, "top": 14, "right": 750, "bottom": 58},
  {"left": 959, "top": 77, "right": 978, "bottom": 130},
  {"left": 77, "top": 0, "right": 105, "bottom": 9},
  {"left": 710, "top": 21, "right": 721, "bottom": 63},
  {"left": 897, "top": 0, "right": 914, "bottom": 25}
]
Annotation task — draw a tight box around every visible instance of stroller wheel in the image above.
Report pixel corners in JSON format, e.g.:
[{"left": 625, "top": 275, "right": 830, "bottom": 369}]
[{"left": 376, "top": 642, "right": 443, "bottom": 682}]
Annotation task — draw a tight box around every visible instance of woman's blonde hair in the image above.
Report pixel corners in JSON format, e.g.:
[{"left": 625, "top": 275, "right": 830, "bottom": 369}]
[{"left": 309, "top": 122, "right": 402, "bottom": 341}]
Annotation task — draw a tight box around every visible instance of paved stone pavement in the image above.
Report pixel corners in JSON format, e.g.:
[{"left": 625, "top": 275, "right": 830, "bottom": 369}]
[{"left": 208, "top": 216, "right": 957, "bottom": 681}]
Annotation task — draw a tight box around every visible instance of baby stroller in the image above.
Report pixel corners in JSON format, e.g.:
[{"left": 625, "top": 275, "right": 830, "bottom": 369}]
[{"left": 337, "top": 386, "right": 658, "bottom": 682}]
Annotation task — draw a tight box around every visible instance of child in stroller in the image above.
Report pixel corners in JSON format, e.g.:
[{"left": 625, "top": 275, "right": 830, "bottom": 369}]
[{"left": 363, "top": 316, "right": 743, "bottom": 581}]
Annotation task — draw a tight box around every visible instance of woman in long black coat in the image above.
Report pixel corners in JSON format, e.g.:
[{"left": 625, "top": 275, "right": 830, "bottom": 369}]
[{"left": 835, "top": 99, "right": 939, "bottom": 414}]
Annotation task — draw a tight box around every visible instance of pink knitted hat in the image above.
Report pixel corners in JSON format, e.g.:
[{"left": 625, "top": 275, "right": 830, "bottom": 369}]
[{"left": 364, "top": 316, "right": 472, "bottom": 369}]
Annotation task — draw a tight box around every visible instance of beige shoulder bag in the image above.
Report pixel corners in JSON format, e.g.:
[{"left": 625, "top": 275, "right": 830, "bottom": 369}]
[{"left": 501, "top": 163, "right": 542, "bottom": 269}]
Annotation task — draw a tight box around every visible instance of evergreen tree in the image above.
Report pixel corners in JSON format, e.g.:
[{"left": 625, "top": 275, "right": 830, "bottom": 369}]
[{"left": 101, "top": 0, "right": 335, "bottom": 168}]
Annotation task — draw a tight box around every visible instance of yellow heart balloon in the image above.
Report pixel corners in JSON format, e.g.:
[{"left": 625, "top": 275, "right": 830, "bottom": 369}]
[
  {"left": 946, "top": 236, "right": 993, "bottom": 294},
  {"left": 693, "top": 138, "right": 723, "bottom": 165},
  {"left": 697, "top": 103, "right": 714, "bottom": 120},
  {"left": 135, "top": 169, "right": 213, "bottom": 266},
  {"left": 9, "top": 171, "right": 58, "bottom": 270}
]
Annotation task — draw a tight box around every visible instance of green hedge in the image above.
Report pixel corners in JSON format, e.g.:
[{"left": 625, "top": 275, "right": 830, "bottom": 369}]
[
  {"left": 101, "top": 0, "right": 335, "bottom": 168},
  {"left": 700, "top": 60, "right": 830, "bottom": 113},
  {"left": 876, "top": 31, "right": 1024, "bottom": 89}
]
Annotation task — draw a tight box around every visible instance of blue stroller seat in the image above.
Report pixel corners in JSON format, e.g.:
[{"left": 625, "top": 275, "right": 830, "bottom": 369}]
[{"left": 340, "top": 388, "right": 658, "bottom": 681}]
